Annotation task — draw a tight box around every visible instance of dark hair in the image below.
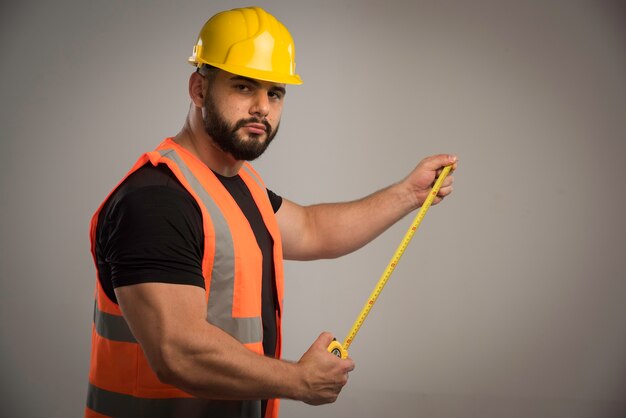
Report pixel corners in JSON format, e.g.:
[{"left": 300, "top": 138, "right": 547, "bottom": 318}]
[{"left": 197, "top": 64, "right": 219, "bottom": 83}]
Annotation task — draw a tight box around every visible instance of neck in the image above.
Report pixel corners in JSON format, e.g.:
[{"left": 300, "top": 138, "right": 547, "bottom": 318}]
[{"left": 173, "top": 106, "right": 244, "bottom": 177}]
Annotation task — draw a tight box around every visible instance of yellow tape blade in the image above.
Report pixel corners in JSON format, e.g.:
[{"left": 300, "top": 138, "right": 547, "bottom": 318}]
[{"left": 342, "top": 165, "right": 452, "bottom": 350}]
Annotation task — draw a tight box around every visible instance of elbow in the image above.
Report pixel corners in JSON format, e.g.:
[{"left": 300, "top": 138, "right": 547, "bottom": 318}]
[
  {"left": 153, "top": 358, "right": 177, "bottom": 386},
  {"left": 149, "top": 339, "right": 229, "bottom": 399},
  {"left": 148, "top": 340, "right": 188, "bottom": 387},
  {"left": 308, "top": 241, "right": 350, "bottom": 260},
  {"left": 286, "top": 247, "right": 346, "bottom": 261},
  {"left": 285, "top": 232, "right": 347, "bottom": 261}
]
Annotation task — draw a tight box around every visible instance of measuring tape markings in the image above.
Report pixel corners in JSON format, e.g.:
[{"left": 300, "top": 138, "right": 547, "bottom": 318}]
[{"left": 328, "top": 165, "right": 453, "bottom": 359}]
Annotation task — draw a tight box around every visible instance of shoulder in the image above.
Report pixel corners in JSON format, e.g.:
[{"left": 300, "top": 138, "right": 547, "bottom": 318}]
[
  {"left": 116, "top": 163, "right": 189, "bottom": 198},
  {"left": 95, "top": 163, "right": 206, "bottom": 296},
  {"left": 99, "top": 163, "right": 201, "bottom": 229}
]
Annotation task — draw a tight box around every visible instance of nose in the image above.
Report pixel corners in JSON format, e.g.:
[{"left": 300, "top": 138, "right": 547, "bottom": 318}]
[{"left": 250, "top": 90, "right": 270, "bottom": 118}]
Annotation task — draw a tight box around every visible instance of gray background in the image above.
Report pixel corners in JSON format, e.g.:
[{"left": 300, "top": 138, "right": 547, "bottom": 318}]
[{"left": 1, "top": 1, "right": 625, "bottom": 417}]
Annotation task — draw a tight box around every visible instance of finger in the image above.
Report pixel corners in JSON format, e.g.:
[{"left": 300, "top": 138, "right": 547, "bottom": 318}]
[
  {"left": 438, "top": 179, "right": 454, "bottom": 193},
  {"left": 421, "top": 154, "right": 458, "bottom": 172},
  {"left": 343, "top": 358, "right": 356, "bottom": 372},
  {"left": 437, "top": 186, "right": 453, "bottom": 198},
  {"left": 432, "top": 175, "right": 454, "bottom": 189},
  {"left": 316, "top": 331, "right": 336, "bottom": 348},
  {"left": 441, "top": 175, "right": 454, "bottom": 187}
]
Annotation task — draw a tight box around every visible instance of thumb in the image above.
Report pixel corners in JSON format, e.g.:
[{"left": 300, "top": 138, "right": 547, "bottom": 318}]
[{"left": 420, "top": 154, "right": 458, "bottom": 171}]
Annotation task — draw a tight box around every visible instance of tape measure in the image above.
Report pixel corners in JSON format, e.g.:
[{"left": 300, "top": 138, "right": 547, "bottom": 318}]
[{"left": 327, "top": 165, "right": 453, "bottom": 359}]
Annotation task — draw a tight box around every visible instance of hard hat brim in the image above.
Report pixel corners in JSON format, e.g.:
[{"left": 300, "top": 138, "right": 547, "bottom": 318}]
[{"left": 188, "top": 58, "right": 303, "bottom": 85}]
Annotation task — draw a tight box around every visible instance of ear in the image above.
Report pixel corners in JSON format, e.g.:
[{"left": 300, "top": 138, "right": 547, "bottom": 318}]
[{"left": 189, "top": 71, "right": 205, "bottom": 108}]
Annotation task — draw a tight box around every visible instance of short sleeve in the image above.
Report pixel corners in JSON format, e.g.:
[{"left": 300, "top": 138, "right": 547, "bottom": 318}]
[
  {"left": 99, "top": 185, "right": 206, "bottom": 291},
  {"left": 266, "top": 188, "right": 282, "bottom": 213}
]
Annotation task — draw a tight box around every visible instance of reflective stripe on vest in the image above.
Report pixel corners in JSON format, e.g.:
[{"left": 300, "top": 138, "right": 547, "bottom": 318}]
[
  {"left": 87, "top": 383, "right": 261, "bottom": 418},
  {"left": 87, "top": 139, "right": 283, "bottom": 418},
  {"left": 91, "top": 149, "right": 263, "bottom": 345},
  {"left": 158, "top": 148, "right": 262, "bottom": 344},
  {"left": 93, "top": 300, "right": 135, "bottom": 343}
]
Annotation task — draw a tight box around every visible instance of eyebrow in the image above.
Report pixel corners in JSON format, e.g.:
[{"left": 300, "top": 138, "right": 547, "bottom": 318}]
[{"left": 230, "top": 75, "right": 287, "bottom": 96}]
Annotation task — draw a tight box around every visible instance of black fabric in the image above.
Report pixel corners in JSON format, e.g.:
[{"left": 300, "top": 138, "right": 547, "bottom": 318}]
[
  {"left": 211, "top": 171, "right": 279, "bottom": 360},
  {"left": 95, "top": 162, "right": 282, "bottom": 357},
  {"left": 96, "top": 164, "right": 206, "bottom": 299}
]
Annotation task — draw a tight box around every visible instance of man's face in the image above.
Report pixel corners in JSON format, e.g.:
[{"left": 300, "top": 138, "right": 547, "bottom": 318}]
[{"left": 202, "top": 71, "right": 285, "bottom": 161}]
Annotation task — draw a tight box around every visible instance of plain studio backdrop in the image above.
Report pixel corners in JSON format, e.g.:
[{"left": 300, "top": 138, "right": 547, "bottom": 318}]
[{"left": 1, "top": 1, "right": 625, "bottom": 417}]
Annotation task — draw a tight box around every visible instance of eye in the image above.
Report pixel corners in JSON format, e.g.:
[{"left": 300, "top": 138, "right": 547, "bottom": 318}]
[
  {"left": 234, "top": 84, "right": 251, "bottom": 93},
  {"left": 268, "top": 90, "right": 284, "bottom": 101}
]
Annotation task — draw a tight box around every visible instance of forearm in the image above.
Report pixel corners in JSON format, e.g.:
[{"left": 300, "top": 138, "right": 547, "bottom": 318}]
[
  {"left": 116, "top": 284, "right": 308, "bottom": 401},
  {"left": 154, "top": 319, "right": 304, "bottom": 401},
  {"left": 117, "top": 284, "right": 351, "bottom": 405},
  {"left": 291, "top": 181, "right": 416, "bottom": 260},
  {"left": 279, "top": 154, "right": 457, "bottom": 261}
]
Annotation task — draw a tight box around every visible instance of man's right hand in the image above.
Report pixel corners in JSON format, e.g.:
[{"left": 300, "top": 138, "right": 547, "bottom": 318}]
[{"left": 296, "top": 332, "right": 356, "bottom": 405}]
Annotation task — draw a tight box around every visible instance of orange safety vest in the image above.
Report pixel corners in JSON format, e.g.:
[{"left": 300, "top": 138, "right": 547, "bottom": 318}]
[{"left": 86, "top": 138, "right": 285, "bottom": 418}]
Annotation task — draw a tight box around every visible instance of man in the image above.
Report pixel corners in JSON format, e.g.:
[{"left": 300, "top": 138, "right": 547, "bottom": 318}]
[{"left": 85, "top": 6, "right": 457, "bottom": 418}]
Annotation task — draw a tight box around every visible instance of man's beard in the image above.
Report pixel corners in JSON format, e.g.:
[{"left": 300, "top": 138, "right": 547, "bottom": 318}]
[{"left": 202, "top": 92, "right": 279, "bottom": 161}]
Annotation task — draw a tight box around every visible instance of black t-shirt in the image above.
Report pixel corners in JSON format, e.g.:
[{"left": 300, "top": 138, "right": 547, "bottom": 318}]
[{"left": 95, "top": 163, "right": 283, "bottom": 358}]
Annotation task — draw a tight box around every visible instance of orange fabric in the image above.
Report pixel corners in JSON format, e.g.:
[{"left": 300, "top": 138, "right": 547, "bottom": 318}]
[{"left": 87, "top": 138, "right": 284, "bottom": 417}]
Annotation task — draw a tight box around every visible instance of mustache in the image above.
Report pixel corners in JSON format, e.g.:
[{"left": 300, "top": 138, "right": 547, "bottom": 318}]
[{"left": 234, "top": 117, "right": 272, "bottom": 134}]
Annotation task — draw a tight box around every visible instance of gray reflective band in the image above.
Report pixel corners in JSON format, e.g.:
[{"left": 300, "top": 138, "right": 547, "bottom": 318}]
[
  {"left": 241, "top": 165, "right": 264, "bottom": 191},
  {"left": 87, "top": 383, "right": 261, "bottom": 418},
  {"left": 94, "top": 301, "right": 136, "bottom": 344},
  {"left": 158, "top": 149, "right": 262, "bottom": 345}
]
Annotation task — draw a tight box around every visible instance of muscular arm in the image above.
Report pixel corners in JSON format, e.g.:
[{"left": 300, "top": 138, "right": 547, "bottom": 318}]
[
  {"left": 115, "top": 282, "right": 354, "bottom": 404},
  {"left": 278, "top": 154, "right": 457, "bottom": 260}
]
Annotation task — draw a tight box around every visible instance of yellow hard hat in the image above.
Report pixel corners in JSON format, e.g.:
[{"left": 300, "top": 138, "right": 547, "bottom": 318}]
[{"left": 188, "top": 7, "right": 303, "bottom": 85}]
